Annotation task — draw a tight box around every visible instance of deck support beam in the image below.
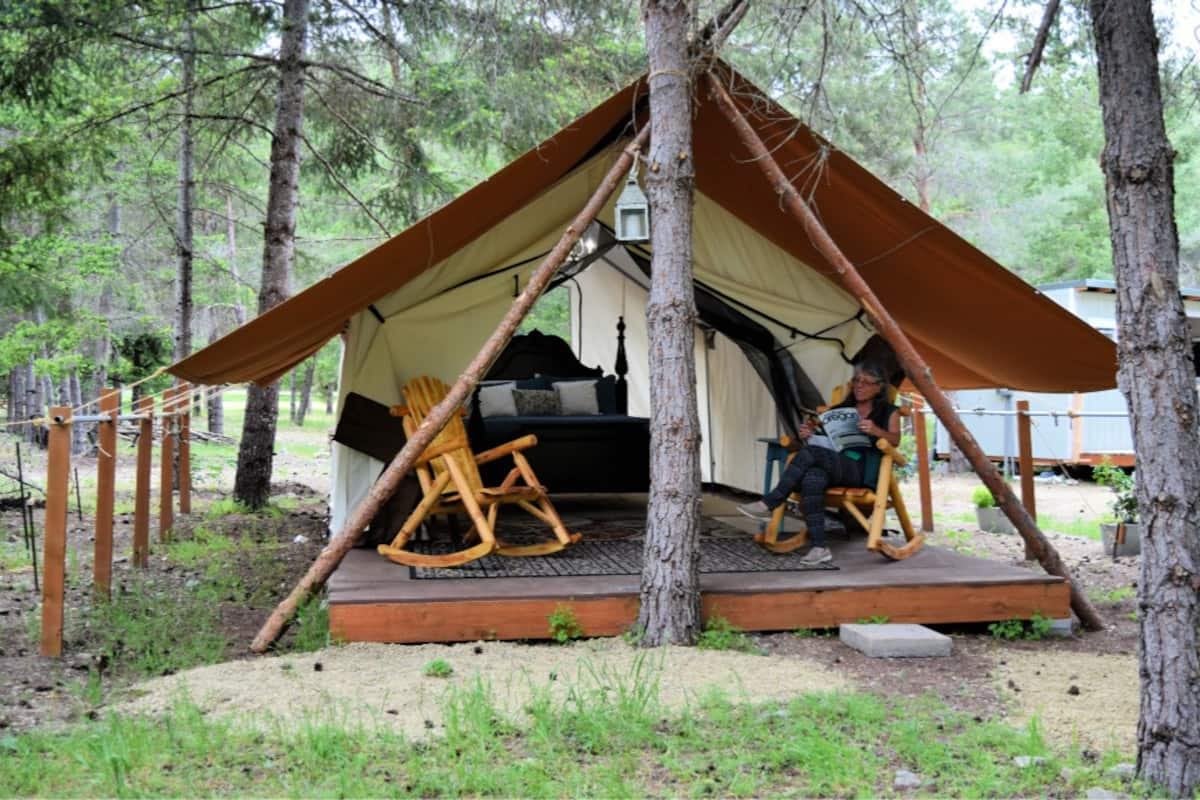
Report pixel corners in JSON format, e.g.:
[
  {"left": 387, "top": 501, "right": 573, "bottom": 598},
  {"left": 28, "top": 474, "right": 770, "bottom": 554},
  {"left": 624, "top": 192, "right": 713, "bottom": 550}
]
[
  {"left": 251, "top": 125, "right": 653, "bottom": 652},
  {"left": 704, "top": 69, "right": 1103, "bottom": 630}
]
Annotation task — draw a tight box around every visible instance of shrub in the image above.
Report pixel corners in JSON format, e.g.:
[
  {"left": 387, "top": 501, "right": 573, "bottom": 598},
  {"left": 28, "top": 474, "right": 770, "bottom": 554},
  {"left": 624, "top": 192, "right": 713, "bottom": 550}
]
[
  {"left": 971, "top": 486, "right": 996, "bottom": 508},
  {"left": 422, "top": 659, "right": 453, "bottom": 678},
  {"left": 547, "top": 605, "right": 584, "bottom": 644},
  {"left": 1093, "top": 459, "right": 1137, "bottom": 523}
]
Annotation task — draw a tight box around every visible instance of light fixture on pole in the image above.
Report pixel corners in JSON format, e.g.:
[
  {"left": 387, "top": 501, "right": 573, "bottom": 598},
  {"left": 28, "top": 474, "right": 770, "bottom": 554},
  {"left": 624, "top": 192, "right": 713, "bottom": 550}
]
[{"left": 614, "top": 169, "right": 649, "bottom": 243}]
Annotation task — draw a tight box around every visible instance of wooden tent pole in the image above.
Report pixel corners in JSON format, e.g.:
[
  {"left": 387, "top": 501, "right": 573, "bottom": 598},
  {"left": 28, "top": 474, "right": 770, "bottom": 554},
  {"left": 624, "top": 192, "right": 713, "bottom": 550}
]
[
  {"left": 250, "top": 126, "right": 652, "bottom": 653},
  {"left": 40, "top": 407, "right": 71, "bottom": 657},
  {"left": 705, "top": 71, "right": 1104, "bottom": 631}
]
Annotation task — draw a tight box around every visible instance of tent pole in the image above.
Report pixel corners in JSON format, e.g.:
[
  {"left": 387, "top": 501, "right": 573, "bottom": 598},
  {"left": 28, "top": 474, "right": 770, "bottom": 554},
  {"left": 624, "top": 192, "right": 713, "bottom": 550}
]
[
  {"left": 705, "top": 71, "right": 1104, "bottom": 631},
  {"left": 250, "top": 125, "right": 652, "bottom": 653}
]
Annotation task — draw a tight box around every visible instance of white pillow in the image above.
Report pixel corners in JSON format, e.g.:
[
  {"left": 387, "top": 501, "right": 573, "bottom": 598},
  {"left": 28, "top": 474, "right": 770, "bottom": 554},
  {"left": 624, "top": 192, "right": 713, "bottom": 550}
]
[
  {"left": 554, "top": 380, "right": 600, "bottom": 415},
  {"left": 478, "top": 382, "right": 517, "bottom": 418}
]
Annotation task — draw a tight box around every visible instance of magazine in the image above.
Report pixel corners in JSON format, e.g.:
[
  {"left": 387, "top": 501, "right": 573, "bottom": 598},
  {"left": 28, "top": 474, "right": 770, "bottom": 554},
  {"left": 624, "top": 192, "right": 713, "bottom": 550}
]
[{"left": 806, "top": 407, "right": 872, "bottom": 453}]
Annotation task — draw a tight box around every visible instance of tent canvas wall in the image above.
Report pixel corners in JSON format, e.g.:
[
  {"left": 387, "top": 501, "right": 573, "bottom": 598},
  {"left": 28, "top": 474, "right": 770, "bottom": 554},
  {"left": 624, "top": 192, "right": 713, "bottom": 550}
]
[{"left": 169, "top": 63, "right": 1117, "bottom": 534}]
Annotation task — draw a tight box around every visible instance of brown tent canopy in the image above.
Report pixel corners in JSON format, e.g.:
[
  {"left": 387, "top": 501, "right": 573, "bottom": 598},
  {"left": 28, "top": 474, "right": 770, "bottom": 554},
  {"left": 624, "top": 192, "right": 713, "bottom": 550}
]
[{"left": 171, "top": 64, "right": 1115, "bottom": 393}]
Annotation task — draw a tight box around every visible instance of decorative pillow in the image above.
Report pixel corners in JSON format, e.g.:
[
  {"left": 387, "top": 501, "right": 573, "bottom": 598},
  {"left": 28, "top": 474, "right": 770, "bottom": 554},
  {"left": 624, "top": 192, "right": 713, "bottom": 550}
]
[
  {"left": 478, "top": 382, "right": 517, "bottom": 418},
  {"left": 556, "top": 381, "right": 604, "bottom": 419},
  {"left": 540, "top": 373, "right": 619, "bottom": 414},
  {"left": 513, "top": 388, "right": 561, "bottom": 416},
  {"left": 554, "top": 380, "right": 600, "bottom": 415}
]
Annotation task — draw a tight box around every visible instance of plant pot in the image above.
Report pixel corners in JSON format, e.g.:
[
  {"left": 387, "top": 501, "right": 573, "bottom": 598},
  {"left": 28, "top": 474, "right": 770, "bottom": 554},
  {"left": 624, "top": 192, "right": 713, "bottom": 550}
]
[
  {"left": 975, "top": 506, "right": 1016, "bottom": 535},
  {"left": 1100, "top": 522, "right": 1141, "bottom": 557}
]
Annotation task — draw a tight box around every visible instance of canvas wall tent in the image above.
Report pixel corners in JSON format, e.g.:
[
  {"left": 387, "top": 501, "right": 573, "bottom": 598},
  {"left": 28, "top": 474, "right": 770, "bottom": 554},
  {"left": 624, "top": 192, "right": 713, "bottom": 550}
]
[{"left": 169, "top": 63, "right": 1117, "bottom": 531}]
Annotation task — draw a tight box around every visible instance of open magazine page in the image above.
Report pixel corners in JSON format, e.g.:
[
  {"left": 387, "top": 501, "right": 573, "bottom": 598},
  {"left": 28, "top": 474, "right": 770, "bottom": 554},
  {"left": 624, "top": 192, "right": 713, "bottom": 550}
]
[{"left": 815, "top": 407, "right": 872, "bottom": 452}]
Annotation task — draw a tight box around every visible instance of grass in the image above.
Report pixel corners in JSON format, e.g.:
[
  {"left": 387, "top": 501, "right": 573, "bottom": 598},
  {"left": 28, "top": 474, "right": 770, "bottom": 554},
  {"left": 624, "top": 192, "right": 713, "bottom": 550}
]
[
  {"left": 697, "top": 615, "right": 763, "bottom": 654},
  {"left": 1037, "top": 514, "right": 1102, "bottom": 541},
  {"left": 0, "top": 673, "right": 1146, "bottom": 798}
]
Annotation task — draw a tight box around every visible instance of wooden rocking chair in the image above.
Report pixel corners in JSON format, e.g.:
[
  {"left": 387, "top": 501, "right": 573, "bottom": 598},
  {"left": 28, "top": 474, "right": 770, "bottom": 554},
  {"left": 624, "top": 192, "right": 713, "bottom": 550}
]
[
  {"left": 756, "top": 384, "right": 925, "bottom": 561},
  {"left": 376, "top": 376, "right": 581, "bottom": 568}
]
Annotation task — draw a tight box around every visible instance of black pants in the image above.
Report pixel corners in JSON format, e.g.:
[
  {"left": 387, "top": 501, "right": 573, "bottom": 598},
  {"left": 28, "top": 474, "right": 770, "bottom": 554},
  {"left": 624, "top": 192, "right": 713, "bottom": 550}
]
[{"left": 763, "top": 447, "right": 865, "bottom": 547}]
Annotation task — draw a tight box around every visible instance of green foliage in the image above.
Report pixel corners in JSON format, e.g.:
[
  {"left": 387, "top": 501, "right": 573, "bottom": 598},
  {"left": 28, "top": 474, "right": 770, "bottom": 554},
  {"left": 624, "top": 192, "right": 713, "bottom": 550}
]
[
  {"left": 518, "top": 285, "right": 571, "bottom": 340},
  {"left": 988, "top": 613, "right": 1054, "bottom": 641},
  {"left": 971, "top": 485, "right": 996, "bottom": 508},
  {"left": 696, "top": 615, "right": 762, "bottom": 654},
  {"left": 547, "top": 604, "right": 584, "bottom": 644},
  {"left": 204, "top": 498, "right": 252, "bottom": 519},
  {"left": 288, "top": 594, "right": 330, "bottom": 653},
  {"left": 856, "top": 615, "right": 890, "bottom": 625},
  {"left": 422, "top": 658, "right": 454, "bottom": 678},
  {"left": 1089, "top": 586, "right": 1136, "bottom": 605},
  {"left": 792, "top": 627, "right": 835, "bottom": 639},
  {"left": 1093, "top": 459, "right": 1137, "bottom": 523},
  {"left": 0, "top": 680, "right": 1134, "bottom": 798}
]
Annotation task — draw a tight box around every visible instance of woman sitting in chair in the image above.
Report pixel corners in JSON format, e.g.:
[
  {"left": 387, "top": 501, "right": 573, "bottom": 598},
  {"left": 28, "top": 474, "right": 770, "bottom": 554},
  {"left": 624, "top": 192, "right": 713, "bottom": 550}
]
[{"left": 738, "top": 363, "right": 901, "bottom": 566}]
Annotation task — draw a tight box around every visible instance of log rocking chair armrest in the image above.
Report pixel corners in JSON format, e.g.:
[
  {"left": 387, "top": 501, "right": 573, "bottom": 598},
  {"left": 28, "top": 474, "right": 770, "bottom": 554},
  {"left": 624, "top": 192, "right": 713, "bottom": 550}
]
[
  {"left": 413, "top": 439, "right": 470, "bottom": 466},
  {"left": 875, "top": 437, "right": 907, "bottom": 468},
  {"left": 473, "top": 434, "right": 539, "bottom": 465}
]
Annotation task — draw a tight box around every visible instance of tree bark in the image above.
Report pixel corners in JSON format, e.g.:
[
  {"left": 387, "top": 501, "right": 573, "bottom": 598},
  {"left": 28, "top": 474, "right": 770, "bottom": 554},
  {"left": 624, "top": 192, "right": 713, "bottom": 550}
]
[
  {"left": 289, "top": 368, "right": 298, "bottom": 424},
  {"left": 251, "top": 127, "right": 650, "bottom": 653},
  {"left": 234, "top": 0, "right": 308, "bottom": 510},
  {"left": 225, "top": 190, "right": 246, "bottom": 327},
  {"left": 1089, "top": 1, "right": 1200, "bottom": 794},
  {"left": 636, "top": 0, "right": 703, "bottom": 647},
  {"left": 706, "top": 69, "right": 1105, "bottom": 631},
  {"left": 175, "top": 1, "right": 196, "bottom": 364},
  {"left": 296, "top": 357, "right": 315, "bottom": 427}
]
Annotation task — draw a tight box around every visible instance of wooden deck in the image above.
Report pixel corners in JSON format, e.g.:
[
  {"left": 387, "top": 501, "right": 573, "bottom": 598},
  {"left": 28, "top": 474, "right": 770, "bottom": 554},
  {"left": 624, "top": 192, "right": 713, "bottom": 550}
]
[{"left": 328, "top": 494, "right": 1069, "bottom": 644}]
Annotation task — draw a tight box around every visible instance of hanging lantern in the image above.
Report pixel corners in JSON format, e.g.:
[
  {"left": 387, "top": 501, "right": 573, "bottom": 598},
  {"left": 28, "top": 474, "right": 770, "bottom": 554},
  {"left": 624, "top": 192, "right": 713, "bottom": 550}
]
[{"left": 615, "top": 170, "right": 650, "bottom": 243}]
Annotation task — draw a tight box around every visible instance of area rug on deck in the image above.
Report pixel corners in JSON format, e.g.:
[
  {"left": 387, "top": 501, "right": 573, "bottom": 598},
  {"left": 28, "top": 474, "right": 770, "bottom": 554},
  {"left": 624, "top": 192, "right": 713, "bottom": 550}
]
[{"left": 407, "top": 515, "right": 831, "bottom": 579}]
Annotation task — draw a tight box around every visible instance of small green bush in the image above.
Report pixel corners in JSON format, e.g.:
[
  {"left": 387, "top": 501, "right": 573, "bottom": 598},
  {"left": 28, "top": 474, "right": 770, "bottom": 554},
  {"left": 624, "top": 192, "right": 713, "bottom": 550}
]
[
  {"left": 971, "top": 486, "right": 996, "bottom": 508},
  {"left": 697, "top": 616, "right": 761, "bottom": 654},
  {"left": 422, "top": 659, "right": 453, "bottom": 678},
  {"left": 988, "top": 613, "right": 1054, "bottom": 641},
  {"left": 547, "top": 605, "right": 584, "bottom": 643},
  {"left": 1093, "top": 459, "right": 1137, "bottom": 523}
]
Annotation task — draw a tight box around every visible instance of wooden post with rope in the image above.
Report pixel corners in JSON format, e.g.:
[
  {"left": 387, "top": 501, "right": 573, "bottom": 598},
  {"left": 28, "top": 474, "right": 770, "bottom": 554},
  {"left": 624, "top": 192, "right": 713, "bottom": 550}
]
[
  {"left": 705, "top": 70, "right": 1103, "bottom": 630},
  {"left": 159, "top": 386, "right": 175, "bottom": 542},
  {"left": 94, "top": 388, "right": 119, "bottom": 597},
  {"left": 179, "top": 382, "right": 192, "bottom": 514},
  {"left": 40, "top": 407, "right": 71, "bottom": 657},
  {"left": 250, "top": 126, "right": 652, "bottom": 653},
  {"left": 913, "top": 405, "right": 934, "bottom": 533},
  {"left": 133, "top": 395, "right": 153, "bottom": 568},
  {"left": 1016, "top": 399, "right": 1037, "bottom": 561}
]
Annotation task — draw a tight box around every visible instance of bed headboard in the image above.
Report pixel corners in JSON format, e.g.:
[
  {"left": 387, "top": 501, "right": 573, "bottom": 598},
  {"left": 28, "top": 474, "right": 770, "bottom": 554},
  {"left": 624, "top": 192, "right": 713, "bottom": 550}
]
[{"left": 485, "top": 330, "right": 603, "bottom": 381}]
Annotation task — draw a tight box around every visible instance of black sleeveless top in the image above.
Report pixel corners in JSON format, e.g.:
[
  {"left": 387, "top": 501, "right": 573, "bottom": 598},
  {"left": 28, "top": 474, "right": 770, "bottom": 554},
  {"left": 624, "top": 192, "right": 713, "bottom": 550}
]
[{"left": 836, "top": 396, "right": 899, "bottom": 486}]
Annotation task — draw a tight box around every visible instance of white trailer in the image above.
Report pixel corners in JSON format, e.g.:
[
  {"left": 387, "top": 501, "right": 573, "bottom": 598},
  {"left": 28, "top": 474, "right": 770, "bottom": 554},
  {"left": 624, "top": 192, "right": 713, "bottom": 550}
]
[{"left": 934, "top": 280, "right": 1200, "bottom": 469}]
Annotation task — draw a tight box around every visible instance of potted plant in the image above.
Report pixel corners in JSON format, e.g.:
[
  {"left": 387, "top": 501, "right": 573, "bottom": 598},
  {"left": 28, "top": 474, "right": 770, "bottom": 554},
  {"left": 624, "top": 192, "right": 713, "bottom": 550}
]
[
  {"left": 973, "top": 485, "right": 1015, "bottom": 534},
  {"left": 1094, "top": 460, "right": 1139, "bottom": 556}
]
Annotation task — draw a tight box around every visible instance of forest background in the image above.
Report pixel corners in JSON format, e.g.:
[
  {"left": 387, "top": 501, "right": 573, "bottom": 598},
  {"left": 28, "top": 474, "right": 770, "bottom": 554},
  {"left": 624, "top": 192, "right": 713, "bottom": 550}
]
[{"left": 0, "top": 0, "right": 1197, "bottom": 441}]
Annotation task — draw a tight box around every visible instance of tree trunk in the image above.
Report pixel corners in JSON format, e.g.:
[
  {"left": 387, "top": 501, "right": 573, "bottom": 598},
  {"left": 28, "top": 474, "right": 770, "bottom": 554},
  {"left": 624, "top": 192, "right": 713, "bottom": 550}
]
[
  {"left": 289, "top": 368, "right": 298, "bottom": 424},
  {"left": 1089, "top": 1, "right": 1200, "bottom": 794},
  {"left": 206, "top": 319, "right": 225, "bottom": 436},
  {"left": 325, "top": 384, "right": 333, "bottom": 415},
  {"left": 233, "top": 0, "right": 308, "bottom": 510},
  {"left": 296, "top": 357, "right": 315, "bottom": 427},
  {"left": 225, "top": 191, "right": 247, "bottom": 328},
  {"left": 175, "top": 2, "right": 196, "bottom": 364},
  {"left": 636, "top": 0, "right": 702, "bottom": 647},
  {"left": 68, "top": 371, "right": 87, "bottom": 455}
]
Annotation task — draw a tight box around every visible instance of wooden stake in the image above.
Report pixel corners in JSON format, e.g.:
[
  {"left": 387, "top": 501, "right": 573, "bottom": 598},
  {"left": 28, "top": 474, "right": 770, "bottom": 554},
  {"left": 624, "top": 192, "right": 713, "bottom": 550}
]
[
  {"left": 133, "top": 395, "right": 153, "bottom": 568},
  {"left": 41, "top": 407, "right": 71, "bottom": 657},
  {"left": 1016, "top": 399, "right": 1037, "bottom": 561},
  {"left": 705, "top": 71, "right": 1103, "bottom": 630},
  {"left": 159, "top": 387, "right": 175, "bottom": 542},
  {"left": 914, "top": 406, "right": 934, "bottom": 533},
  {"left": 250, "top": 126, "right": 652, "bottom": 653},
  {"left": 94, "top": 388, "right": 119, "bottom": 597},
  {"left": 179, "top": 382, "right": 191, "bottom": 514}
]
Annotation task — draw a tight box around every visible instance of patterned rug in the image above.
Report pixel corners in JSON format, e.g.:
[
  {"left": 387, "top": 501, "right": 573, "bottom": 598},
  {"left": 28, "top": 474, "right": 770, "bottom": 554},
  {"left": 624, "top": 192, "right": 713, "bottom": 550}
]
[{"left": 407, "top": 515, "right": 837, "bottom": 579}]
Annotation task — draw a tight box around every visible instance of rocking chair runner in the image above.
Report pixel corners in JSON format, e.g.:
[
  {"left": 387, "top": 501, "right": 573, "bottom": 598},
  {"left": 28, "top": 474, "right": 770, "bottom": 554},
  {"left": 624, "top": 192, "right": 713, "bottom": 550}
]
[
  {"left": 377, "top": 376, "right": 580, "bottom": 568},
  {"left": 755, "top": 384, "right": 925, "bottom": 561}
]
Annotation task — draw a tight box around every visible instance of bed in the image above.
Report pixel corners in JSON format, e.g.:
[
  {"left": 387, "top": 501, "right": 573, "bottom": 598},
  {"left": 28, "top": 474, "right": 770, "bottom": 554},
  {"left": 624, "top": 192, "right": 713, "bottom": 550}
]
[{"left": 469, "top": 327, "right": 651, "bottom": 493}]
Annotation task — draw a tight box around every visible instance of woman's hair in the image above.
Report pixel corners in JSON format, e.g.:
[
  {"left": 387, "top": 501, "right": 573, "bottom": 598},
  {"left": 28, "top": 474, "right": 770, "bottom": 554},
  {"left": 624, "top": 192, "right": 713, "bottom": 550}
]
[{"left": 853, "top": 362, "right": 887, "bottom": 384}]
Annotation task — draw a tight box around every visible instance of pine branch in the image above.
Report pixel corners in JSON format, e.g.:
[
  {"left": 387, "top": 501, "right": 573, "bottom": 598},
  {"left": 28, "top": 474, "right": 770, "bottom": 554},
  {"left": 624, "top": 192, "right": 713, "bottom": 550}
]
[
  {"left": 297, "top": 131, "right": 393, "bottom": 238},
  {"left": 1019, "top": 0, "right": 1062, "bottom": 93}
]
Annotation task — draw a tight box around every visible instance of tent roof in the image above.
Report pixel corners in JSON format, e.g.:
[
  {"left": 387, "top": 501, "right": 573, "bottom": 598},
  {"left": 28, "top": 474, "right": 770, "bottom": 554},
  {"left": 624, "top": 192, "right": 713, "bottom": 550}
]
[{"left": 170, "top": 63, "right": 1116, "bottom": 393}]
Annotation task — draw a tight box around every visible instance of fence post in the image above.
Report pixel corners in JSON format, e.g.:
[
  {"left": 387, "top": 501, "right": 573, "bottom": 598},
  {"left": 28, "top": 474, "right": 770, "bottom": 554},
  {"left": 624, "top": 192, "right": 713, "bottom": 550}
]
[
  {"left": 94, "top": 388, "right": 119, "bottom": 597},
  {"left": 159, "top": 387, "right": 175, "bottom": 542},
  {"left": 133, "top": 395, "right": 153, "bottom": 568},
  {"left": 1017, "top": 399, "right": 1036, "bottom": 560},
  {"left": 913, "top": 406, "right": 934, "bottom": 533},
  {"left": 41, "top": 406, "right": 71, "bottom": 657},
  {"left": 178, "top": 382, "right": 191, "bottom": 514}
]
